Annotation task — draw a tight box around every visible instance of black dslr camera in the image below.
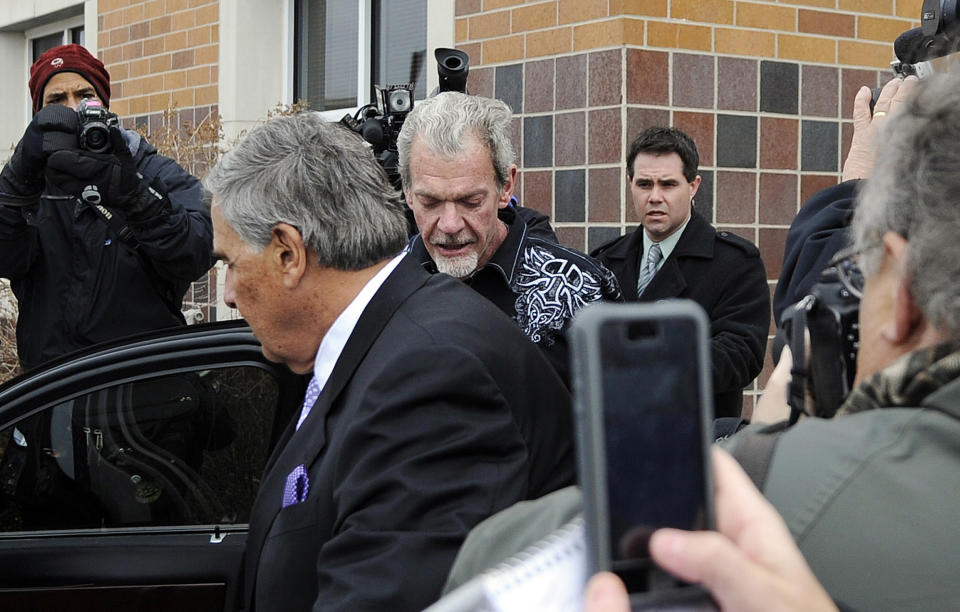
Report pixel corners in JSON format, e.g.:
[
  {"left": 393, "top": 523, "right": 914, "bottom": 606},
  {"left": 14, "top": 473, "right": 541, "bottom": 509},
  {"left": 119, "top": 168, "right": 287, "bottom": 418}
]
[
  {"left": 76, "top": 99, "right": 120, "bottom": 154},
  {"left": 779, "top": 248, "right": 862, "bottom": 421},
  {"left": 340, "top": 48, "right": 469, "bottom": 190}
]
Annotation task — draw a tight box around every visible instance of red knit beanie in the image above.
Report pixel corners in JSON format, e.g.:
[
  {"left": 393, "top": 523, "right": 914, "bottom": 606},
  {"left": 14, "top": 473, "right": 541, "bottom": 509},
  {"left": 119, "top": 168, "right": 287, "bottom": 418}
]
[{"left": 29, "top": 44, "right": 111, "bottom": 113}]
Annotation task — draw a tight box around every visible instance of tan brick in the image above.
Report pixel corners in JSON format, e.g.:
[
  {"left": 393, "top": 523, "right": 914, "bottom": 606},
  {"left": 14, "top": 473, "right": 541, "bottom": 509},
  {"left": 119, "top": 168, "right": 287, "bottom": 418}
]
[
  {"left": 171, "top": 87, "right": 194, "bottom": 108},
  {"left": 102, "top": 47, "right": 124, "bottom": 66},
  {"left": 196, "top": 44, "right": 218, "bottom": 65},
  {"left": 123, "top": 42, "right": 144, "bottom": 61},
  {"left": 145, "top": 0, "right": 164, "bottom": 19},
  {"left": 457, "top": 42, "right": 482, "bottom": 64},
  {"left": 558, "top": 0, "right": 607, "bottom": 25},
  {"left": 165, "top": 32, "right": 188, "bottom": 51},
  {"left": 150, "top": 16, "right": 171, "bottom": 36},
  {"left": 129, "top": 58, "right": 150, "bottom": 78},
  {"left": 480, "top": 34, "right": 525, "bottom": 63},
  {"left": 142, "top": 74, "right": 165, "bottom": 96},
  {"left": 111, "top": 98, "right": 130, "bottom": 117},
  {"left": 647, "top": 21, "right": 712, "bottom": 51},
  {"left": 143, "top": 36, "right": 164, "bottom": 56},
  {"left": 737, "top": 2, "right": 796, "bottom": 31},
  {"left": 469, "top": 11, "right": 510, "bottom": 39},
  {"left": 527, "top": 26, "right": 573, "bottom": 56},
  {"left": 186, "top": 66, "right": 210, "bottom": 87},
  {"left": 210, "top": 65, "right": 218, "bottom": 83},
  {"left": 172, "top": 50, "right": 195, "bottom": 70},
  {"left": 857, "top": 16, "right": 914, "bottom": 42},
  {"left": 98, "top": 32, "right": 110, "bottom": 49},
  {"left": 167, "top": 0, "right": 190, "bottom": 11},
  {"left": 196, "top": 84, "right": 218, "bottom": 105},
  {"left": 99, "top": 0, "right": 126, "bottom": 13},
  {"left": 191, "top": 0, "right": 217, "bottom": 7},
  {"left": 838, "top": 39, "right": 893, "bottom": 67},
  {"left": 187, "top": 25, "right": 211, "bottom": 46},
  {"left": 715, "top": 27, "right": 775, "bottom": 56},
  {"left": 149, "top": 92, "right": 172, "bottom": 113},
  {"left": 673, "top": 0, "right": 734, "bottom": 25},
  {"left": 196, "top": 4, "right": 219, "bottom": 26},
  {"left": 615, "top": 0, "right": 667, "bottom": 17},
  {"left": 129, "top": 96, "right": 149, "bottom": 116},
  {"left": 102, "top": 11, "right": 123, "bottom": 31},
  {"left": 210, "top": 24, "right": 219, "bottom": 43},
  {"left": 512, "top": 2, "right": 557, "bottom": 32},
  {"left": 838, "top": 0, "right": 893, "bottom": 14},
  {"left": 895, "top": 3, "right": 919, "bottom": 19},
  {"left": 483, "top": 0, "right": 524, "bottom": 9},
  {"left": 122, "top": 4, "right": 145, "bottom": 24},
  {"left": 171, "top": 10, "right": 195, "bottom": 31},
  {"left": 778, "top": 33, "right": 836, "bottom": 64},
  {"left": 151, "top": 54, "right": 172, "bottom": 73},
  {"left": 123, "top": 77, "right": 142, "bottom": 97},
  {"left": 798, "top": 9, "right": 855, "bottom": 37},
  {"left": 456, "top": 17, "right": 468, "bottom": 42},
  {"left": 111, "top": 62, "right": 129, "bottom": 81},
  {"left": 110, "top": 27, "right": 129, "bottom": 46},
  {"left": 164, "top": 71, "right": 186, "bottom": 90},
  {"left": 574, "top": 18, "right": 643, "bottom": 51},
  {"left": 131, "top": 21, "right": 151, "bottom": 41},
  {"left": 780, "top": 0, "right": 832, "bottom": 8}
]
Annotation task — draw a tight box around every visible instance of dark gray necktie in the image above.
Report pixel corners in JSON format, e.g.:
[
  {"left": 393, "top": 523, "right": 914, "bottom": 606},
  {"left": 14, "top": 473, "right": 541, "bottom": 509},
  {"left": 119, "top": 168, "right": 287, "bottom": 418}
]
[{"left": 636, "top": 243, "right": 662, "bottom": 297}]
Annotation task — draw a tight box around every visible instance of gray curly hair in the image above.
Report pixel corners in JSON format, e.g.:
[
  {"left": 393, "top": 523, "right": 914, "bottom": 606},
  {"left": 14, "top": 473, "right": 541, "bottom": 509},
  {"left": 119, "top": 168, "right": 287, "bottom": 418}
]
[{"left": 853, "top": 70, "right": 960, "bottom": 338}]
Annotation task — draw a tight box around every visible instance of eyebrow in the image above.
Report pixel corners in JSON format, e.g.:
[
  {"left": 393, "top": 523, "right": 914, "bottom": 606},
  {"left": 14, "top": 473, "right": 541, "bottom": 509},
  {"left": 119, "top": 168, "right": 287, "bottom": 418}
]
[{"left": 414, "top": 189, "right": 487, "bottom": 201}]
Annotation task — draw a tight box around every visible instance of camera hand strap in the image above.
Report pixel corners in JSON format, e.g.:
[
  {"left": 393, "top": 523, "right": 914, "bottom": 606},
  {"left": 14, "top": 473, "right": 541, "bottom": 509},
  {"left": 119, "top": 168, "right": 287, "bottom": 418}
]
[{"left": 84, "top": 199, "right": 184, "bottom": 321}]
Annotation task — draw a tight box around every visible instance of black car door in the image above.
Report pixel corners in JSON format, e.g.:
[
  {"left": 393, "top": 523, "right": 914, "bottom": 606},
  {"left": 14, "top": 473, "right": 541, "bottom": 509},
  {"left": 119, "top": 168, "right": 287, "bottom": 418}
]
[{"left": 0, "top": 321, "right": 303, "bottom": 611}]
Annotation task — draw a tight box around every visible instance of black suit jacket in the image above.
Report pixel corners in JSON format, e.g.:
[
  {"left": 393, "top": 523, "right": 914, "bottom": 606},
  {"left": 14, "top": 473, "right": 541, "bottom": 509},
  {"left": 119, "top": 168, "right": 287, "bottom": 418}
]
[
  {"left": 240, "top": 256, "right": 575, "bottom": 611},
  {"left": 592, "top": 211, "right": 770, "bottom": 417}
]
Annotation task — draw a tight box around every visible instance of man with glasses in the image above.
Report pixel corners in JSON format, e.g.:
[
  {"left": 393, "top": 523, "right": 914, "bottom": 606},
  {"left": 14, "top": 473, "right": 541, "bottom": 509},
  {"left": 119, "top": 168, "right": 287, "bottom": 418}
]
[{"left": 726, "top": 72, "right": 960, "bottom": 609}]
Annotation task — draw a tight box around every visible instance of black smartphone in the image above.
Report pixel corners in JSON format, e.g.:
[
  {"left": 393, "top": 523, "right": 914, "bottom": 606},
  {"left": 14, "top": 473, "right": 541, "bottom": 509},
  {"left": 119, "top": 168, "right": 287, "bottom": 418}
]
[{"left": 571, "top": 301, "right": 715, "bottom": 609}]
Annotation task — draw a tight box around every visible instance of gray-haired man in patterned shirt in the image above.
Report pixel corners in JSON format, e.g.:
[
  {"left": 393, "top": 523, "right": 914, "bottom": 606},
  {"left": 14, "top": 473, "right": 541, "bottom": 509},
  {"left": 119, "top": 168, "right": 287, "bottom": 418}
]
[{"left": 398, "top": 92, "right": 621, "bottom": 386}]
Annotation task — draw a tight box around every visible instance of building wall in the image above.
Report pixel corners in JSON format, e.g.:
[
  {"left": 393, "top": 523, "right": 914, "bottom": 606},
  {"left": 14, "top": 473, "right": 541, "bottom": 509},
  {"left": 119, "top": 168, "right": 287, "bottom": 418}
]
[{"left": 454, "top": 0, "right": 920, "bottom": 409}]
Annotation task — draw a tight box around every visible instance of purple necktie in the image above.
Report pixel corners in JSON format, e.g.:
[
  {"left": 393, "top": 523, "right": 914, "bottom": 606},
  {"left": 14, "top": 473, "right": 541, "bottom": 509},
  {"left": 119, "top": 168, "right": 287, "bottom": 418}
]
[{"left": 295, "top": 375, "right": 321, "bottom": 430}]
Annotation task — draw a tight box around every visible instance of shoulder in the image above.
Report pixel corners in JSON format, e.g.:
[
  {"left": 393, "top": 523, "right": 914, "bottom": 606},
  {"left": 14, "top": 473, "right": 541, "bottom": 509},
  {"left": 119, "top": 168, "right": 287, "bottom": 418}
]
[
  {"left": 589, "top": 231, "right": 636, "bottom": 260},
  {"left": 713, "top": 228, "right": 761, "bottom": 259},
  {"left": 519, "top": 239, "right": 621, "bottom": 298}
]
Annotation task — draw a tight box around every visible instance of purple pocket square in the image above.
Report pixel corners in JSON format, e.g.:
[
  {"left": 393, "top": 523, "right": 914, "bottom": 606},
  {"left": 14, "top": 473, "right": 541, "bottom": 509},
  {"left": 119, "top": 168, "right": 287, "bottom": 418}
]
[{"left": 282, "top": 464, "right": 310, "bottom": 508}]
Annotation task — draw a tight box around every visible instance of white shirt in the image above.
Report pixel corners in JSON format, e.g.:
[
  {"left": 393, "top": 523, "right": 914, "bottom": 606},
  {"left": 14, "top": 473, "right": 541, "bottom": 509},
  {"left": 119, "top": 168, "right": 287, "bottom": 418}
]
[{"left": 296, "top": 251, "right": 406, "bottom": 429}]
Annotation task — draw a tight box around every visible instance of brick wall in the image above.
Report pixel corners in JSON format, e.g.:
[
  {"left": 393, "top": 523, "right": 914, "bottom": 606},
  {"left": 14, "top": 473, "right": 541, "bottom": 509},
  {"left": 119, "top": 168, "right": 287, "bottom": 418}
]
[
  {"left": 456, "top": 0, "right": 921, "bottom": 409},
  {"left": 96, "top": 0, "right": 222, "bottom": 324},
  {"left": 97, "top": 0, "right": 219, "bottom": 124}
]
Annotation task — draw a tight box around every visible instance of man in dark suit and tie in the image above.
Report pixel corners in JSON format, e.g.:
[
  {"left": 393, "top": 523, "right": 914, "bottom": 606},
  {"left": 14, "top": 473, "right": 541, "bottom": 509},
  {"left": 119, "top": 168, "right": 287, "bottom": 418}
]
[
  {"left": 591, "top": 127, "right": 770, "bottom": 418},
  {"left": 204, "top": 112, "right": 575, "bottom": 611}
]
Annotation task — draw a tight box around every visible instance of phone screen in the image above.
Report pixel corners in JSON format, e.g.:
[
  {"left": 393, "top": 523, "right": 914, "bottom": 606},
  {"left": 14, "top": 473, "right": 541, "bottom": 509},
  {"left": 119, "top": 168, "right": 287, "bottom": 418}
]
[{"left": 598, "top": 317, "right": 708, "bottom": 576}]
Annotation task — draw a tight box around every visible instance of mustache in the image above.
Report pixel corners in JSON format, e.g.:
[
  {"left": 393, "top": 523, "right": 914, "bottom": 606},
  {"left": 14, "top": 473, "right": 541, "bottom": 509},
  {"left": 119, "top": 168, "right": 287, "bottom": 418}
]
[{"left": 429, "top": 233, "right": 473, "bottom": 248}]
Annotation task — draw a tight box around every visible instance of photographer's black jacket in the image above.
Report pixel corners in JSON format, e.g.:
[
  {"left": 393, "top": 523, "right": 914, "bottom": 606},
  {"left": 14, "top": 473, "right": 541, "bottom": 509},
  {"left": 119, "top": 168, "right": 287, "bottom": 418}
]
[
  {"left": 408, "top": 205, "right": 622, "bottom": 385},
  {"left": 591, "top": 210, "right": 770, "bottom": 418},
  {"left": 0, "top": 129, "right": 213, "bottom": 371}
]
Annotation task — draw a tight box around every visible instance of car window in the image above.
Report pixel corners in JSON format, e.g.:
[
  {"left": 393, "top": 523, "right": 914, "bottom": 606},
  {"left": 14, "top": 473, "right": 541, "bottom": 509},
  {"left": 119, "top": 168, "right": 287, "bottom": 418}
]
[{"left": 0, "top": 366, "right": 278, "bottom": 532}]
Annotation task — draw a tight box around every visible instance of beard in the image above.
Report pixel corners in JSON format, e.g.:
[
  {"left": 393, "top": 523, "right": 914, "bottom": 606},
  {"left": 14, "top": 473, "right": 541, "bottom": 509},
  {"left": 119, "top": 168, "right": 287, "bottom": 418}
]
[
  {"left": 434, "top": 250, "right": 479, "bottom": 279},
  {"left": 429, "top": 232, "right": 481, "bottom": 279}
]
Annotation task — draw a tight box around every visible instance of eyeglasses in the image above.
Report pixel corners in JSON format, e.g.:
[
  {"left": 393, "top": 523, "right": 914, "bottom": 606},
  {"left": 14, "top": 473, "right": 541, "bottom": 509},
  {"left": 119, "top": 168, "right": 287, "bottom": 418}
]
[{"left": 828, "top": 245, "right": 866, "bottom": 300}]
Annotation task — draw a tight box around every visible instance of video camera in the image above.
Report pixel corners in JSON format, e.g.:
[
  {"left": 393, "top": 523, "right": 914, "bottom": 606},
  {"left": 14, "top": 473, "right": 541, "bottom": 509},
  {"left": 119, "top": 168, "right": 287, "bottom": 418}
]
[
  {"left": 76, "top": 99, "right": 119, "bottom": 155},
  {"left": 339, "top": 48, "right": 470, "bottom": 190},
  {"left": 779, "top": 252, "right": 861, "bottom": 421}
]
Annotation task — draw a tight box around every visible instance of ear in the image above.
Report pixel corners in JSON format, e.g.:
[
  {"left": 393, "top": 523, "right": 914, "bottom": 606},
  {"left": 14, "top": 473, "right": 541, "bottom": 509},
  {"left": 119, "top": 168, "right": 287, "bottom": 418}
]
[
  {"left": 498, "top": 164, "right": 518, "bottom": 209},
  {"left": 270, "top": 223, "right": 309, "bottom": 289},
  {"left": 688, "top": 175, "right": 702, "bottom": 200},
  {"left": 880, "top": 232, "right": 923, "bottom": 345}
]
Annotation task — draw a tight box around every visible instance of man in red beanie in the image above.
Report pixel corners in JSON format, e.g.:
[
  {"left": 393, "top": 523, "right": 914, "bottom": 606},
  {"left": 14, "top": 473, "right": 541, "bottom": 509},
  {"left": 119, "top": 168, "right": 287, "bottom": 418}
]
[{"left": 0, "top": 44, "right": 213, "bottom": 372}]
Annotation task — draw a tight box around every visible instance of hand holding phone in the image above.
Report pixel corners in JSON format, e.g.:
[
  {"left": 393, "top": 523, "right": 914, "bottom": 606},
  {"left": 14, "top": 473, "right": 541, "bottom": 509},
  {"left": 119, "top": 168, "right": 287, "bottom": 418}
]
[{"left": 571, "top": 301, "right": 715, "bottom": 608}]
